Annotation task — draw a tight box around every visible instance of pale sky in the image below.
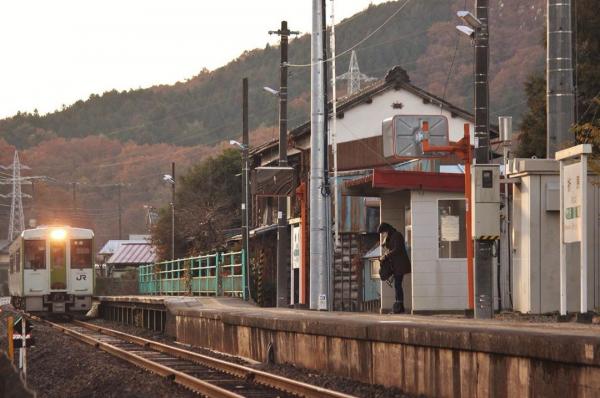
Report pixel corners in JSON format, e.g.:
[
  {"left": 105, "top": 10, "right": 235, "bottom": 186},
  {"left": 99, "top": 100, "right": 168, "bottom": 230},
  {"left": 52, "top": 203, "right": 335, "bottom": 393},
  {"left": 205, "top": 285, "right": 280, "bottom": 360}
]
[{"left": 0, "top": 0, "right": 389, "bottom": 119}]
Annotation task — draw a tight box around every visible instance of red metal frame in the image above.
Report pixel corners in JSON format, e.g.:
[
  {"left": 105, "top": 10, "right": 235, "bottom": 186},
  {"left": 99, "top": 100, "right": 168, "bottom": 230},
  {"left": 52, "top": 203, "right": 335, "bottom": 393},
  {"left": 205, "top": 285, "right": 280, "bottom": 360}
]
[{"left": 422, "top": 122, "right": 474, "bottom": 310}]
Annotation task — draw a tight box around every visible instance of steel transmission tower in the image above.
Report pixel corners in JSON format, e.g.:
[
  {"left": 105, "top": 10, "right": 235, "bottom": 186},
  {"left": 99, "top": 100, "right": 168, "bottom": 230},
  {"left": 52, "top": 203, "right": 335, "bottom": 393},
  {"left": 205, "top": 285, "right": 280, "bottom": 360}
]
[
  {"left": 2, "top": 151, "right": 30, "bottom": 240},
  {"left": 336, "top": 50, "right": 375, "bottom": 96}
]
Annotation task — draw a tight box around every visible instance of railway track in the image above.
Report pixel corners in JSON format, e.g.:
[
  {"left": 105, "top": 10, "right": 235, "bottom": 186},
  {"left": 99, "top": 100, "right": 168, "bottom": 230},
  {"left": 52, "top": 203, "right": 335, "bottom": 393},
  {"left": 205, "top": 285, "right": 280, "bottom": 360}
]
[{"left": 27, "top": 315, "right": 355, "bottom": 398}]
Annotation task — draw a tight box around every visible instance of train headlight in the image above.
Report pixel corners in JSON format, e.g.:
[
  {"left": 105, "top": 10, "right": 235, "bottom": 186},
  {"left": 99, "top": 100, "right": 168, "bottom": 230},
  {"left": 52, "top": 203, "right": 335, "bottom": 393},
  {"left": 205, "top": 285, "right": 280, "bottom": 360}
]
[{"left": 50, "top": 228, "right": 67, "bottom": 240}]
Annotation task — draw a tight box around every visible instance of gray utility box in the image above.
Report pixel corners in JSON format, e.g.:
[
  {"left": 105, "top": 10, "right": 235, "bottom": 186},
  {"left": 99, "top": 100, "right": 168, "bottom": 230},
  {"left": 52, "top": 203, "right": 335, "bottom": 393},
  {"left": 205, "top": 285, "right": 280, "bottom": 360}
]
[{"left": 471, "top": 164, "right": 501, "bottom": 238}]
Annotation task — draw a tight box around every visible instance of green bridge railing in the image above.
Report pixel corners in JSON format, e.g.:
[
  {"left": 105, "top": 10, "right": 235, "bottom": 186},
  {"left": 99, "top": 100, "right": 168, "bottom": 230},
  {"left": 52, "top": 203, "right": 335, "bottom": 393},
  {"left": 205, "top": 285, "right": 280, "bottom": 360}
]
[{"left": 138, "top": 250, "right": 246, "bottom": 300}]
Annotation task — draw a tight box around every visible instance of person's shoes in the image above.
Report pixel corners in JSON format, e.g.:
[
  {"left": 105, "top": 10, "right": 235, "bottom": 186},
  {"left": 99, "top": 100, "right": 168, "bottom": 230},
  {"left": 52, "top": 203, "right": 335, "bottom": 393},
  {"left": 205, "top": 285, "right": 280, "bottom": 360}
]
[{"left": 392, "top": 301, "right": 405, "bottom": 314}]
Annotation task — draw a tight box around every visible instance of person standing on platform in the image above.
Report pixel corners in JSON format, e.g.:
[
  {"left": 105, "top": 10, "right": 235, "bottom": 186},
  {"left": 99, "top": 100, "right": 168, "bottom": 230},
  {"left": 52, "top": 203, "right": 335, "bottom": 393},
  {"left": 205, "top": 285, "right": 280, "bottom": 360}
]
[{"left": 378, "top": 222, "right": 411, "bottom": 314}]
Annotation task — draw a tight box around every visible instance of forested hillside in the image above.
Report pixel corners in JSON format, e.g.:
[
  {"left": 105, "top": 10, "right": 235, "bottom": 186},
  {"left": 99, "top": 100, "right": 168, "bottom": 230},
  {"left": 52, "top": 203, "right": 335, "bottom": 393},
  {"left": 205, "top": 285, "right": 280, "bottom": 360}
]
[
  {"left": 0, "top": 0, "right": 544, "bottom": 149},
  {"left": 0, "top": 0, "right": 547, "bottom": 250}
]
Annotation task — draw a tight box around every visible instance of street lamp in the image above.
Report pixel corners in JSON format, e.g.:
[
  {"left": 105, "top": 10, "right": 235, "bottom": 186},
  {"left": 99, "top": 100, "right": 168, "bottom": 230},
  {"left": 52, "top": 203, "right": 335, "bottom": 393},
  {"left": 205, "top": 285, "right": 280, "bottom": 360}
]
[
  {"left": 263, "top": 86, "right": 280, "bottom": 96},
  {"left": 457, "top": 10, "right": 482, "bottom": 29},
  {"left": 229, "top": 138, "right": 251, "bottom": 301},
  {"left": 163, "top": 163, "right": 175, "bottom": 261}
]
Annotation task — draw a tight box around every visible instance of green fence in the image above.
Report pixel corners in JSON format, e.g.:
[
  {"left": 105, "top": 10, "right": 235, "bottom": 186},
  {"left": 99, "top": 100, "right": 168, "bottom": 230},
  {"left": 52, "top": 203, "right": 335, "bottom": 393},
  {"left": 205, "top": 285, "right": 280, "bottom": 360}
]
[{"left": 138, "top": 250, "right": 246, "bottom": 300}]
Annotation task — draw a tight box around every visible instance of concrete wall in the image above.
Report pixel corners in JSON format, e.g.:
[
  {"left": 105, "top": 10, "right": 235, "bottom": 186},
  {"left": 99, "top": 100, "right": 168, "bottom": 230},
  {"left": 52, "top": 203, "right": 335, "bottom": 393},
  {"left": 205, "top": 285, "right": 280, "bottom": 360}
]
[
  {"left": 172, "top": 309, "right": 600, "bottom": 398},
  {"left": 411, "top": 191, "right": 468, "bottom": 311}
]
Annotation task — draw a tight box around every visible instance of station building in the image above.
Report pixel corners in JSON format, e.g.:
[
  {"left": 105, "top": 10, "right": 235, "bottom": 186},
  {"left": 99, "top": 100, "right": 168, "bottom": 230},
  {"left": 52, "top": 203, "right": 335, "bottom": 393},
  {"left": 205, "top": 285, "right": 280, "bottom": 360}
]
[{"left": 249, "top": 66, "right": 485, "bottom": 312}]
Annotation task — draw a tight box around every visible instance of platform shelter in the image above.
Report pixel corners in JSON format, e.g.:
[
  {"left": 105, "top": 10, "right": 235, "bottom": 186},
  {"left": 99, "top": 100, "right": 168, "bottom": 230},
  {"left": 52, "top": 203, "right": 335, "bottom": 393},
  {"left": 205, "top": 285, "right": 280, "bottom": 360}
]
[{"left": 345, "top": 167, "right": 469, "bottom": 313}]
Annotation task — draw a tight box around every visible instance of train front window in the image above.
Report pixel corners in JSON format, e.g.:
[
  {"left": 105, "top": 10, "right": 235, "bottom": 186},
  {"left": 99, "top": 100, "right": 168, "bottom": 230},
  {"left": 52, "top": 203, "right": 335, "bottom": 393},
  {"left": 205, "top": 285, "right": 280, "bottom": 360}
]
[
  {"left": 71, "top": 239, "right": 92, "bottom": 269},
  {"left": 24, "top": 240, "right": 46, "bottom": 270}
]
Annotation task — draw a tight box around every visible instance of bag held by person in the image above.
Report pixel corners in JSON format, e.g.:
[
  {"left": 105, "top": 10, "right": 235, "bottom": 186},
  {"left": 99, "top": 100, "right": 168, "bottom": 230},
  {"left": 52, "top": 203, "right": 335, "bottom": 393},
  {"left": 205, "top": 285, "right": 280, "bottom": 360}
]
[{"left": 379, "top": 257, "right": 394, "bottom": 281}]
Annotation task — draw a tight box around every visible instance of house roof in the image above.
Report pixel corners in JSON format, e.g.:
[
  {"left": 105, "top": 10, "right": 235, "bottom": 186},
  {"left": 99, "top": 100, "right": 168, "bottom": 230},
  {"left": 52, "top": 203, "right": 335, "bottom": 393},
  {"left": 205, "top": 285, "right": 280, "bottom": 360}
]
[
  {"left": 250, "top": 66, "right": 498, "bottom": 157},
  {"left": 98, "top": 239, "right": 149, "bottom": 256},
  {"left": 344, "top": 168, "right": 465, "bottom": 197},
  {"left": 107, "top": 243, "right": 157, "bottom": 265}
]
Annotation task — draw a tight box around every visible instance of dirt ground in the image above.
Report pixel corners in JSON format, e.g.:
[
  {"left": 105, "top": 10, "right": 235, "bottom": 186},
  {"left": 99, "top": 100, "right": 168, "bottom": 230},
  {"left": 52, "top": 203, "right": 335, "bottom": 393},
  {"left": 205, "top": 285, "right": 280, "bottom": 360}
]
[{"left": 0, "top": 305, "right": 197, "bottom": 398}]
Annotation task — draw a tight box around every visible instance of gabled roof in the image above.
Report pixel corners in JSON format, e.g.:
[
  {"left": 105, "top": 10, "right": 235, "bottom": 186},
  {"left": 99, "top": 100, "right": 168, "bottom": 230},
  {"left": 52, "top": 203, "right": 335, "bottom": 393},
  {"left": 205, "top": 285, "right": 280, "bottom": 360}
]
[
  {"left": 98, "top": 239, "right": 149, "bottom": 256},
  {"left": 250, "top": 66, "right": 496, "bottom": 157},
  {"left": 107, "top": 243, "right": 157, "bottom": 265}
]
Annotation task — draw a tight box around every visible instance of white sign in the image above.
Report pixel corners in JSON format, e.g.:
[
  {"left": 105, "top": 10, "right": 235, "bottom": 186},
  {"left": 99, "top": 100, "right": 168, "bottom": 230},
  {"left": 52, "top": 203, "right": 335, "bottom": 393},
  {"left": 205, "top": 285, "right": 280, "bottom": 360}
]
[
  {"left": 563, "top": 162, "right": 582, "bottom": 243},
  {"left": 318, "top": 294, "right": 328, "bottom": 310},
  {"left": 440, "top": 215, "right": 460, "bottom": 242},
  {"left": 0, "top": 297, "right": 11, "bottom": 306},
  {"left": 290, "top": 225, "right": 301, "bottom": 270}
]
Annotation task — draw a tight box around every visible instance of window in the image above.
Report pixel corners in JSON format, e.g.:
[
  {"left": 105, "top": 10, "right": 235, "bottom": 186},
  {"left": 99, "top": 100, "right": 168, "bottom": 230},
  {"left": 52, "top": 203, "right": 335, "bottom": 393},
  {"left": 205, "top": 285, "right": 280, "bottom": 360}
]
[
  {"left": 9, "top": 254, "right": 14, "bottom": 273},
  {"left": 15, "top": 250, "right": 20, "bottom": 272},
  {"left": 24, "top": 240, "right": 46, "bottom": 270},
  {"left": 370, "top": 259, "right": 381, "bottom": 279},
  {"left": 71, "top": 239, "right": 92, "bottom": 269},
  {"left": 438, "top": 199, "right": 467, "bottom": 258}
]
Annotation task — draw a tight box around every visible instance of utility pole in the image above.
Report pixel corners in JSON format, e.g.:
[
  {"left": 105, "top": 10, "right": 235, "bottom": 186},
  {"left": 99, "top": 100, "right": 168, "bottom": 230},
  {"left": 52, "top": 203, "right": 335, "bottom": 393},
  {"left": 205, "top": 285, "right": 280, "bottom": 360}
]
[
  {"left": 241, "top": 77, "right": 251, "bottom": 301},
  {"left": 117, "top": 184, "right": 122, "bottom": 240},
  {"left": 474, "top": 0, "right": 490, "bottom": 164},
  {"left": 547, "top": 0, "right": 575, "bottom": 157},
  {"left": 171, "top": 162, "right": 175, "bottom": 261},
  {"left": 310, "top": 0, "right": 331, "bottom": 310},
  {"left": 270, "top": 20, "right": 298, "bottom": 308},
  {"left": 71, "top": 182, "right": 77, "bottom": 212}
]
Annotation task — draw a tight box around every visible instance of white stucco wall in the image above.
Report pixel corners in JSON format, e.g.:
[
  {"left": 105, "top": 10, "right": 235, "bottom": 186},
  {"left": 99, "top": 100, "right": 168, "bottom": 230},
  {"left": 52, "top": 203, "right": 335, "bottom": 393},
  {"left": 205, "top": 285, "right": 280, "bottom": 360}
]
[
  {"left": 410, "top": 191, "right": 468, "bottom": 311},
  {"left": 333, "top": 89, "right": 474, "bottom": 145}
]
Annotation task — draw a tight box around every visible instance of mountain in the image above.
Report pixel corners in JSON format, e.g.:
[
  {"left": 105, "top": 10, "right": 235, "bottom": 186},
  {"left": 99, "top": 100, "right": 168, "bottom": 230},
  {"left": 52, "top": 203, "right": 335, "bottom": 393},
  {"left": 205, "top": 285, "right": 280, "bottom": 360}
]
[
  {"left": 0, "top": 0, "right": 545, "bottom": 149},
  {"left": 0, "top": 0, "right": 546, "bottom": 248}
]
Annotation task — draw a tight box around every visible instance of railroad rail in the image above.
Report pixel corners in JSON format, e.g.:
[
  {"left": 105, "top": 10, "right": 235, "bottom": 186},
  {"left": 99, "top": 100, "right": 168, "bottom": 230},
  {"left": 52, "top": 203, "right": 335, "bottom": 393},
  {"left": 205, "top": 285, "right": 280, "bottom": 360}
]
[{"left": 27, "top": 314, "right": 355, "bottom": 398}]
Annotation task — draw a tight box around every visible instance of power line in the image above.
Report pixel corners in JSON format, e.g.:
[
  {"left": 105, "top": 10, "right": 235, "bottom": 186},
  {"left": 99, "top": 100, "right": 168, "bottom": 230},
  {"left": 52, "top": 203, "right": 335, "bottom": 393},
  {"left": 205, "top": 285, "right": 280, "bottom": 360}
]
[{"left": 287, "top": 0, "right": 413, "bottom": 68}]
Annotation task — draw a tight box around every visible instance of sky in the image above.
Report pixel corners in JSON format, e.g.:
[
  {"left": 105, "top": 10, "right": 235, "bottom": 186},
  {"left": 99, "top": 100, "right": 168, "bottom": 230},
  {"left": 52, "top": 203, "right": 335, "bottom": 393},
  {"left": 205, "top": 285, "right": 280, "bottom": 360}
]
[{"left": 0, "top": 0, "right": 389, "bottom": 119}]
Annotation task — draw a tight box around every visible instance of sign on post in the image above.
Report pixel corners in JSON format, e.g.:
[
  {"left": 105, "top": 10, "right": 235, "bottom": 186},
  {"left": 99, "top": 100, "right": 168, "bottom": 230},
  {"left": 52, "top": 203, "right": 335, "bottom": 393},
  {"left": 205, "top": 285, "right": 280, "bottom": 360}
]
[
  {"left": 563, "top": 163, "right": 582, "bottom": 243},
  {"left": 557, "top": 144, "right": 592, "bottom": 316}
]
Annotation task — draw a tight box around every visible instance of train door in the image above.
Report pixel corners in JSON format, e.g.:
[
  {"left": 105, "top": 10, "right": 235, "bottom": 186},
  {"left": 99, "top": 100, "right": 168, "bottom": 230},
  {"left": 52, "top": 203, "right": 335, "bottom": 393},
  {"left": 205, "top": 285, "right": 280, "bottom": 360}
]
[
  {"left": 50, "top": 239, "right": 67, "bottom": 290},
  {"left": 23, "top": 240, "right": 48, "bottom": 295},
  {"left": 69, "top": 239, "right": 93, "bottom": 295}
]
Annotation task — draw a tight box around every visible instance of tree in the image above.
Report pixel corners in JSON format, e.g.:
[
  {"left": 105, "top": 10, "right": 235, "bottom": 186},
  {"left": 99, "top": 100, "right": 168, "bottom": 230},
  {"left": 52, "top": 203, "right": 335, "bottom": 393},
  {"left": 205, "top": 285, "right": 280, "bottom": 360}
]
[
  {"left": 518, "top": 0, "right": 600, "bottom": 158},
  {"left": 151, "top": 149, "right": 242, "bottom": 260}
]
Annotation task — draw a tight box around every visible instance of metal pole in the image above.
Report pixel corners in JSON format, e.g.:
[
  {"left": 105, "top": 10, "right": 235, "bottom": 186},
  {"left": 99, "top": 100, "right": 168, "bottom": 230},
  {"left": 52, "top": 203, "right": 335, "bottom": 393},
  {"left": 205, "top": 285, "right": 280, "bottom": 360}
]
[
  {"left": 7, "top": 316, "right": 14, "bottom": 364},
  {"left": 580, "top": 154, "right": 587, "bottom": 313},
  {"left": 547, "top": 0, "right": 575, "bottom": 158},
  {"left": 21, "top": 317, "right": 26, "bottom": 377},
  {"left": 310, "top": 0, "right": 330, "bottom": 310},
  {"left": 171, "top": 162, "right": 175, "bottom": 261},
  {"left": 474, "top": 0, "right": 490, "bottom": 164},
  {"left": 559, "top": 159, "right": 567, "bottom": 315},
  {"left": 330, "top": 0, "right": 339, "bottom": 247},
  {"left": 273, "top": 21, "right": 297, "bottom": 308},
  {"left": 242, "top": 77, "right": 251, "bottom": 301}
]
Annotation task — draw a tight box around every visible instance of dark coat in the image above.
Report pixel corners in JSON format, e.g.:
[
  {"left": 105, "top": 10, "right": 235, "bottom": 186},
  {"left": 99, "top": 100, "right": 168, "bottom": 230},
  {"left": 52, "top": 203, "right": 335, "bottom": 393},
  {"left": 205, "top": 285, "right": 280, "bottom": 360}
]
[{"left": 382, "top": 229, "right": 411, "bottom": 276}]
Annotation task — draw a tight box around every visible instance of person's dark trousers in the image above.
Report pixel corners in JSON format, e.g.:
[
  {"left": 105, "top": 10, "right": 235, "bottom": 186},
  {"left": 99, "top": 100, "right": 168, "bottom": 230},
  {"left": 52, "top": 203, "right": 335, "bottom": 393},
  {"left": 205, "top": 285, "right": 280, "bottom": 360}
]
[
  {"left": 393, "top": 274, "right": 405, "bottom": 313},
  {"left": 394, "top": 274, "right": 404, "bottom": 302}
]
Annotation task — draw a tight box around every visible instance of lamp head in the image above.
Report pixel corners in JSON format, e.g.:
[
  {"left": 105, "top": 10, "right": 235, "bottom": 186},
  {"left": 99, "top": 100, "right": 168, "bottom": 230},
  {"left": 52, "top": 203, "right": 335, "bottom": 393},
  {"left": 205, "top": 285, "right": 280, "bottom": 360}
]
[
  {"left": 457, "top": 11, "right": 482, "bottom": 29},
  {"left": 163, "top": 174, "right": 175, "bottom": 184},
  {"left": 263, "top": 86, "right": 280, "bottom": 96},
  {"left": 456, "top": 25, "right": 475, "bottom": 39}
]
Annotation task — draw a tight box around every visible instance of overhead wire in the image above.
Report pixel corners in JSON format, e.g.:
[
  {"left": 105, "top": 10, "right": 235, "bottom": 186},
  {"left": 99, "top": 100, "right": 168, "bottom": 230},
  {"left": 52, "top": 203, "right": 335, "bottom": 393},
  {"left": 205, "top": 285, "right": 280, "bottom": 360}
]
[{"left": 287, "top": 0, "right": 413, "bottom": 68}]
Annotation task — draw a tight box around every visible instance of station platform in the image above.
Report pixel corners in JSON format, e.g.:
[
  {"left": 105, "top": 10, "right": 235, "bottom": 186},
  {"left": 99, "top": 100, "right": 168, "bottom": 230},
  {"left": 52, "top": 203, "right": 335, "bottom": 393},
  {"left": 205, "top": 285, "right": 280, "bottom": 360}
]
[{"left": 96, "top": 296, "right": 600, "bottom": 398}]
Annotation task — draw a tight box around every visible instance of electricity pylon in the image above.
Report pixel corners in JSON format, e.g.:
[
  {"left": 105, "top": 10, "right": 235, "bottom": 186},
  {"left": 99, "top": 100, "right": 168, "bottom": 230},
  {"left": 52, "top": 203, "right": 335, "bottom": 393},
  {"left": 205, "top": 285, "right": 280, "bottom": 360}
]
[
  {"left": 0, "top": 151, "right": 31, "bottom": 240},
  {"left": 335, "top": 50, "right": 376, "bottom": 96}
]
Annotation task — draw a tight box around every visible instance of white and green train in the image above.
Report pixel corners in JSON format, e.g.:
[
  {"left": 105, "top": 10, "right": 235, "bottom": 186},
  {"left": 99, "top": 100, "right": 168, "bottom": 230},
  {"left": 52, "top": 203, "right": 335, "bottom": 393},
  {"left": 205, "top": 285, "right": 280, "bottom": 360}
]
[{"left": 9, "top": 226, "right": 94, "bottom": 313}]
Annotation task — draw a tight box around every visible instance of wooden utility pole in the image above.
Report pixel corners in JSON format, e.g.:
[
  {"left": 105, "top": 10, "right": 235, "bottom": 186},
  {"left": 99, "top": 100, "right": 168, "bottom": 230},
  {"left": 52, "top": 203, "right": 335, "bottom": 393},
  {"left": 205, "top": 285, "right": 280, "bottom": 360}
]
[
  {"left": 242, "top": 77, "right": 250, "bottom": 301},
  {"left": 270, "top": 21, "right": 298, "bottom": 307}
]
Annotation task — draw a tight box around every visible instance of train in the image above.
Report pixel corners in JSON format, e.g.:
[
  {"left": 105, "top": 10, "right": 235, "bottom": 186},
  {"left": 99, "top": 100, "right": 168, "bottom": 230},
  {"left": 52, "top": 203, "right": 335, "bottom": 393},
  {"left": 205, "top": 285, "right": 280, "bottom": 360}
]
[{"left": 8, "top": 226, "right": 94, "bottom": 313}]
